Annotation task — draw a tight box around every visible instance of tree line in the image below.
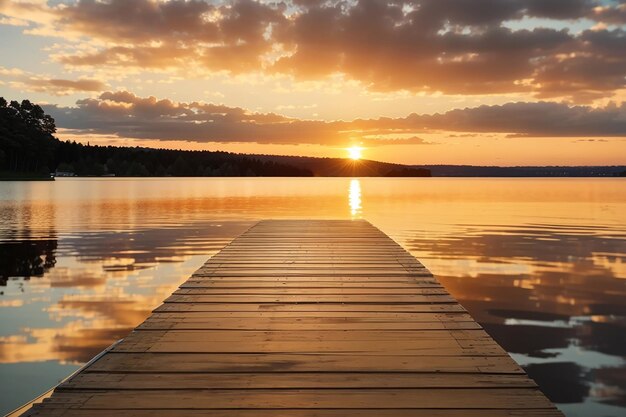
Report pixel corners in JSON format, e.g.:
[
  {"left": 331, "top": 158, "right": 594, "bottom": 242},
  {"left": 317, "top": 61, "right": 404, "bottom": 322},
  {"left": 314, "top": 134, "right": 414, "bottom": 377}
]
[
  {"left": 53, "top": 142, "right": 313, "bottom": 177},
  {"left": 1, "top": 97, "right": 313, "bottom": 177}
]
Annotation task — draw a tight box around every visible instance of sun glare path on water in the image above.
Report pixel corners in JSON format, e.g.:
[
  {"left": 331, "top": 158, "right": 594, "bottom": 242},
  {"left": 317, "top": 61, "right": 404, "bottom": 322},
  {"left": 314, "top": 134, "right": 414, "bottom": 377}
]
[{"left": 349, "top": 179, "right": 362, "bottom": 217}]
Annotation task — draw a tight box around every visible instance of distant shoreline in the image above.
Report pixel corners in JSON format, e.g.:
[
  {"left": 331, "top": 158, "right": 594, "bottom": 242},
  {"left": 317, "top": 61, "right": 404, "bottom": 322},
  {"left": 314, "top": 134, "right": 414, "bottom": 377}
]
[
  {"left": 418, "top": 165, "right": 626, "bottom": 177},
  {"left": 1, "top": 174, "right": 624, "bottom": 181}
]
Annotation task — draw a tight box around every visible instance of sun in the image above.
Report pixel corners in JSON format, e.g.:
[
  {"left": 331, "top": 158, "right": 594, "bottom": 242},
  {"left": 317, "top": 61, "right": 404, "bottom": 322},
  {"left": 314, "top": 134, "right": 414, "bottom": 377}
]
[{"left": 347, "top": 146, "right": 363, "bottom": 160}]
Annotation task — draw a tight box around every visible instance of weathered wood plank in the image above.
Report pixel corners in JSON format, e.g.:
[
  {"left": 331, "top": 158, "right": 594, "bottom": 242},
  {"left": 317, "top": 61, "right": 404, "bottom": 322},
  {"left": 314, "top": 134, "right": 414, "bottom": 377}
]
[
  {"left": 180, "top": 280, "right": 441, "bottom": 288},
  {"left": 112, "top": 332, "right": 505, "bottom": 356},
  {"left": 185, "top": 275, "right": 435, "bottom": 281},
  {"left": 148, "top": 311, "right": 472, "bottom": 319},
  {"left": 164, "top": 294, "right": 456, "bottom": 303},
  {"left": 137, "top": 320, "right": 480, "bottom": 331},
  {"left": 173, "top": 287, "right": 449, "bottom": 295},
  {"left": 117, "top": 329, "right": 494, "bottom": 341},
  {"left": 26, "top": 409, "right": 565, "bottom": 417},
  {"left": 60, "top": 373, "right": 536, "bottom": 390},
  {"left": 154, "top": 303, "right": 467, "bottom": 313},
  {"left": 87, "top": 353, "right": 523, "bottom": 373},
  {"left": 131, "top": 338, "right": 497, "bottom": 352},
  {"left": 39, "top": 389, "right": 556, "bottom": 409},
  {"left": 137, "top": 321, "right": 481, "bottom": 331}
]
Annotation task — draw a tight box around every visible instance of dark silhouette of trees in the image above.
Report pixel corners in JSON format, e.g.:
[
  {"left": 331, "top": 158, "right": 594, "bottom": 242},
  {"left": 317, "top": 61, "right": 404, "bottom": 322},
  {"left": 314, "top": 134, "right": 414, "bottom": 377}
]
[
  {"left": 384, "top": 167, "right": 431, "bottom": 177},
  {"left": 0, "top": 239, "right": 57, "bottom": 286},
  {"left": 0, "top": 98, "right": 57, "bottom": 175},
  {"left": 52, "top": 141, "right": 313, "bottom": 177}
]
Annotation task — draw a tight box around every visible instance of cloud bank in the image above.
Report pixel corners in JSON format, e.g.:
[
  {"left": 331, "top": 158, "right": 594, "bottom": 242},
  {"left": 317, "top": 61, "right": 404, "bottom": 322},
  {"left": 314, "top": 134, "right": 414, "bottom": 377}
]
[
  {"left": 2, "top": 0, "right": 626, "bottom": 102},
  {"left": 45, "top": 91, "right": 626, "bottom": 145}
]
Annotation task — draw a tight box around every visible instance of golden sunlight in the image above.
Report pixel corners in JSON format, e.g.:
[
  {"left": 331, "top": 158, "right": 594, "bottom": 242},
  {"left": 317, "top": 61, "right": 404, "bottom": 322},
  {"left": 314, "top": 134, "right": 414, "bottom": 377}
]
[
  {"left": 347, "top": 146, "right": 363, "bottom": 160},
  {"left": 3, "top": 1, "right": 625, "bottom": 415},
  {"left": 348, "top": 179, "right": 362, "bottom": 217}
]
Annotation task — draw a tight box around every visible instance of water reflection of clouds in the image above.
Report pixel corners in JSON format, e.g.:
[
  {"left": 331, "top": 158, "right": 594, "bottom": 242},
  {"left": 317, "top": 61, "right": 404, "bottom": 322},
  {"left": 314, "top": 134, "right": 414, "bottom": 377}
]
[
  {"left": 57, "top": 224, "right": 249, "bottom": 267},
  {"left": 402, "top": 222, "right": 626, "bottom": 410},
  {"left": 0, "top": 221, "right": 252, "bottom": 367}
]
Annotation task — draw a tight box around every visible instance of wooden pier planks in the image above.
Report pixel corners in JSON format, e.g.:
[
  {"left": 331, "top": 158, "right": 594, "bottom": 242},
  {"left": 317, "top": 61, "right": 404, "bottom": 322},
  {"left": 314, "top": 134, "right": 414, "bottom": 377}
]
[{"left": 25, "top": 219, "right": 563, "bottom": 416}]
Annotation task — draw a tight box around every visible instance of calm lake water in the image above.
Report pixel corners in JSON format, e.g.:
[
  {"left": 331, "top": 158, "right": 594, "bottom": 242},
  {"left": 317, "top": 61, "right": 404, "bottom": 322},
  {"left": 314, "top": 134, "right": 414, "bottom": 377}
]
[{"left": 0, "top": 177, "right": 625, "bottom": 416}]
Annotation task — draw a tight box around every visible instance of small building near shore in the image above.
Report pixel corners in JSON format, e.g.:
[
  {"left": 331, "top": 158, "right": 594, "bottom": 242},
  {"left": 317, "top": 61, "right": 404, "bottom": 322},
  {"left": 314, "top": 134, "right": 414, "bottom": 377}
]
[{"left": 53, "top": 171, "right": 75, "bottom": 177}]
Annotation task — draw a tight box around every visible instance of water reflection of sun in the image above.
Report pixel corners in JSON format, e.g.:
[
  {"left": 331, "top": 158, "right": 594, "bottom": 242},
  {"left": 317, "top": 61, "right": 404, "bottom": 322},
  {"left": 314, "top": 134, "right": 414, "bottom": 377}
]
[{"left": 349, "top": 179, "right": 362, "bottom": 217}]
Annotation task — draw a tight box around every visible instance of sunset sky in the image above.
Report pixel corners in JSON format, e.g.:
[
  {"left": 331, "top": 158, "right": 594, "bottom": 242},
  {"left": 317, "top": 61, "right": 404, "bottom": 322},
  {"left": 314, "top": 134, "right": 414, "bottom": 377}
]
[{"left": 1, "top": 0, "right": 625, "bottom": 165}]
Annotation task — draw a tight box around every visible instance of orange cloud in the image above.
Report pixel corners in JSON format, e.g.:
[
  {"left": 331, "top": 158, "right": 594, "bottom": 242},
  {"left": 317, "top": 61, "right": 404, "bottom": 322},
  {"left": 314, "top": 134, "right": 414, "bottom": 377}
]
[
  {"left": 2, "top": 0, "right": 626, "bottom": 102},
  {"left": 22, "top": 78, "right": 106, "bottom": 95},
  {"left": 43, "top": 90, "right": 626, "bottom": 146},
  {"left": 0, "top": 66, "right": 106, "bottom": 95}
]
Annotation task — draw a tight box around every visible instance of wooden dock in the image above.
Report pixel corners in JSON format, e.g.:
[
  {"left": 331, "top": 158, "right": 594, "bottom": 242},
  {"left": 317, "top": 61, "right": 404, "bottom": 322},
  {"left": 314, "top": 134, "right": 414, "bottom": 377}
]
[{"left": 24, "top": 220, "right": 563, "bottom": 416}]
